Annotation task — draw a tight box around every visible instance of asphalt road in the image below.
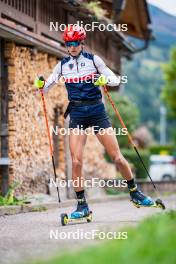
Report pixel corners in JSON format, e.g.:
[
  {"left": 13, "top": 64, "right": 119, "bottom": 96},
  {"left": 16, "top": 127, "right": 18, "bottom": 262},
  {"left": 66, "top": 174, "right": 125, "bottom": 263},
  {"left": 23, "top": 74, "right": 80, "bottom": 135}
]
[{"left": 0, "top": 195, "right": 175, "bottom": 264}]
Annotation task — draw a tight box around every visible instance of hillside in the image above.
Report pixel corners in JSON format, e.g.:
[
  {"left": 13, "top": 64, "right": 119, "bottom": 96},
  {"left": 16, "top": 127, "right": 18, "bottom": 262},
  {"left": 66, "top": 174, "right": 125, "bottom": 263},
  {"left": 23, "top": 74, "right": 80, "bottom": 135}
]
[{"left": 122, "top": 4, "right": 176, "bottom": 140}]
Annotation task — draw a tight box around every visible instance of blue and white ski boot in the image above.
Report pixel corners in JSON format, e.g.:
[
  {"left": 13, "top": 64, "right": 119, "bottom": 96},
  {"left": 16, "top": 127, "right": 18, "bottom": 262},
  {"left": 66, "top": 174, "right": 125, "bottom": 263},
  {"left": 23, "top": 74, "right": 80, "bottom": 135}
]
[
  {"left": 61, "top": 198, "right": 92, "bottom": 226},
  {"left": 71, "top": 199, "right": 90, "bottom": 219},
  {"left": 130, "top": 185, "right": 165, "bottom": 209}
]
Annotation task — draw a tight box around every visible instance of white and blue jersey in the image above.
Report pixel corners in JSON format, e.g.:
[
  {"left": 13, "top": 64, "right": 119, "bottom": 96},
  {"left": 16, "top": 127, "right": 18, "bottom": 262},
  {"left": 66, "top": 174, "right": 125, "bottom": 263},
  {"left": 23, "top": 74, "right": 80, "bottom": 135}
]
[{"left": 43, "top": 51, "right": 120, "bottom": 118}]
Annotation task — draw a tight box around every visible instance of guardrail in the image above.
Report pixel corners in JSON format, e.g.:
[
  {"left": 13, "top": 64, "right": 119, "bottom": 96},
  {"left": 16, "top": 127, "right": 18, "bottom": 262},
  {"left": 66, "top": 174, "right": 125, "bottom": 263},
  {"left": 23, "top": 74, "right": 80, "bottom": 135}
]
[
  {"left": 103, "top": 179, "right": 176, "bottom": 194},
  {"left": 136, "top": 180, "right": 176, "bottom": 194}
]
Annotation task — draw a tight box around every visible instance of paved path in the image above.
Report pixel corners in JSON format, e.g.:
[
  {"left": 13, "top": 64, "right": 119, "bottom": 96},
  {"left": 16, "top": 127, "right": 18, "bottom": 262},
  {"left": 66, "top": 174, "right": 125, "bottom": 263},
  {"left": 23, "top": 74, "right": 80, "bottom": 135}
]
[{"left": 0, "top": 195, "right": 175, "bottom": 264}]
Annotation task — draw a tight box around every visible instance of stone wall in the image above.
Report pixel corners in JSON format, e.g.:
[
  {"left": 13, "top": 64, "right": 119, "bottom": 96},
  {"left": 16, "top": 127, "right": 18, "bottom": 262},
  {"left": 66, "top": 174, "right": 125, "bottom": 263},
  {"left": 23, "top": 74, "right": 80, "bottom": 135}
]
[{"left": 5, "top": 42, "right": 116, "bottom": 196}]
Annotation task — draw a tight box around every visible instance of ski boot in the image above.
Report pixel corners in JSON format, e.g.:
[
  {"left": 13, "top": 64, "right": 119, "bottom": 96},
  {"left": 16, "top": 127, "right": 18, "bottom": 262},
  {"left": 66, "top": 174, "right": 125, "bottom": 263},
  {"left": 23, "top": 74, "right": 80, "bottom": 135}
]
[
  {"left": 70, "top": 198, "right": 90, "bottom": 218},
  {"left": 61, "top": 198, "right": 92, "bottom": 226},
  {"left": 130, "top": 185, "right": 165, "bottom": 210}
]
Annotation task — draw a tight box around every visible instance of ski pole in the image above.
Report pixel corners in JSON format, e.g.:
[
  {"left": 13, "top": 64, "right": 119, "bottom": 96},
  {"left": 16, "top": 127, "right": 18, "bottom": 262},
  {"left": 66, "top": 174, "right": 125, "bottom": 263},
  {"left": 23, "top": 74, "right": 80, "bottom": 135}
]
[
  {"left": 103, "top": 85, "right": 157, "bottom": 190},
  {"left": 39, "top": 88, "right": 61, "bottom": 203},
  {"left": 103, "top": 85, "right": 166, "bottom": 209}
]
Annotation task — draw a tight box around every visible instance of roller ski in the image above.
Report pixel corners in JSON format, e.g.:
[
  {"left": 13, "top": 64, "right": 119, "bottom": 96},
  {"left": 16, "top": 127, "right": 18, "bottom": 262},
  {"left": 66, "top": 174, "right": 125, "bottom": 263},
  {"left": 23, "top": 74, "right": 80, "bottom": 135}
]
[
  {"left": 129, "top": 185, "right": 165, "bottom": 210},
  {"left": 61, "top": 198, "right": 92, "bottom": 226}
]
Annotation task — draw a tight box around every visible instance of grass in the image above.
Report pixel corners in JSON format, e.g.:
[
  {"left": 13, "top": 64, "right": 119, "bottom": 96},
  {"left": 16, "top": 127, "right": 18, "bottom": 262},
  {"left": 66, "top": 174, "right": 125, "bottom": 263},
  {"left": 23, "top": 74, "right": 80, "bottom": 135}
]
[
  {"left": 32, "top": 210, "right": 176, "bottom": 264},
  {"left": 105, "top": 188, "right": 128, "bottom": 195},
  {"left": 30, "top": 206, "right": 47, "bottom": 212},
  {"left": 0, "top": 181, "right": 27, "bottom": 206}
]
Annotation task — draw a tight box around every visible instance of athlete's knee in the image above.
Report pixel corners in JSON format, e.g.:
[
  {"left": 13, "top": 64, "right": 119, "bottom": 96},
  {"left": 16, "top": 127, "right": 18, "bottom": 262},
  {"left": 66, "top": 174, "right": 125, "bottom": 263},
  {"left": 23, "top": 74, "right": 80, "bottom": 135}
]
[
  {"left": 72, "top": 155, "right": 83, "bottom": 168},
  {"left": 112, "top": 152, "right": 126, "bottom": 167}
]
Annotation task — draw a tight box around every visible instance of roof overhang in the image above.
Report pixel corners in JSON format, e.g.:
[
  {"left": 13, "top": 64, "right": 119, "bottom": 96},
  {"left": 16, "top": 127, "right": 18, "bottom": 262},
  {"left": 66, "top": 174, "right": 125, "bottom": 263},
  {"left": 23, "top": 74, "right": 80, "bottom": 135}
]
[
  {"left": 0, "top": 18, "right": 66, "bottom": 58},
  {"left": 96, "top": 0, "right": 152, "bottom": 40},
  {"left": 119, "top": 0, "right": 152, "bottom": 40}
]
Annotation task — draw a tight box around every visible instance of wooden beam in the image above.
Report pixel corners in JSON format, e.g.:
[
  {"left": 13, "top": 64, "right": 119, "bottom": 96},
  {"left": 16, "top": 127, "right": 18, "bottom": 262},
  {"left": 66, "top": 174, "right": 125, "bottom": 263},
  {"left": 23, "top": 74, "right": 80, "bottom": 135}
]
[{"left": 0, "top": 38, "right": 9, "bottom": 195}]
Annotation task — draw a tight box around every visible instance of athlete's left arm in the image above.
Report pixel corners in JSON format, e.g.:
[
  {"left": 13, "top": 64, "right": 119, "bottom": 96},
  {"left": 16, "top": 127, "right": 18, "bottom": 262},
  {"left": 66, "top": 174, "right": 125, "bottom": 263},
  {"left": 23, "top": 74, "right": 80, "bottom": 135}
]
[{"left": 94, "top": 55, "right": 120, "bottom": 86}]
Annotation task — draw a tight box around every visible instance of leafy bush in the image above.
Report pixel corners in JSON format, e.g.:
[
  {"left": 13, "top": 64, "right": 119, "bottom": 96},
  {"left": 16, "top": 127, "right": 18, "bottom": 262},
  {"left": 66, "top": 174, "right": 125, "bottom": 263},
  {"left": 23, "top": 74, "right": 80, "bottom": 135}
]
[
  {"left": 83, "top": 1, "right": 107, "bottom": 19},
  {"left": 121, "top": 148, "right": 150, "bottom": 179},
  {"left": 104, "top": 148, "right": 150, "bottom": 179},
  {"left": 106, "top": 94, "right": 139, "bottom": 148},
  {"left": 0, "top": 181, "right": 26, "bottom": 206},
  {"left": 150, "top": 144, "right": 176, "bottom": 155}
]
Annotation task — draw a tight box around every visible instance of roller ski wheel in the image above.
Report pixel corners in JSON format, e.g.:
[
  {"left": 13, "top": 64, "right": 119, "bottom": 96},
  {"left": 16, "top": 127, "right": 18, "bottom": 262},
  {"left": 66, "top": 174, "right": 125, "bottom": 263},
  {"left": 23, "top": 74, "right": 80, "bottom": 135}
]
[
  {"left": 155, "top": 199, "right": 166, "bottom": 210},
  {"left": 61, "top": 213, "right": 69, "bottom": 226},
  {"left": 86, "top": 211, "right": 93, "bottom": 223},
  {"left": 131, "top": 200, "right": 141, "bottom": 208},
  {"left": 60, "top": 211, "right": 92, "bottom": 226}
]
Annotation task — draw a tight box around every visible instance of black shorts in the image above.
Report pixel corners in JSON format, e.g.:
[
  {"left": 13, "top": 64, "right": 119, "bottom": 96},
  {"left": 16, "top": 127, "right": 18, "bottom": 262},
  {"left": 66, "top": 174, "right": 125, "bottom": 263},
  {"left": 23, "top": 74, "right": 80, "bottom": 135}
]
[{"left": 69, "top": 112, "right": 112, "bottom": 134}]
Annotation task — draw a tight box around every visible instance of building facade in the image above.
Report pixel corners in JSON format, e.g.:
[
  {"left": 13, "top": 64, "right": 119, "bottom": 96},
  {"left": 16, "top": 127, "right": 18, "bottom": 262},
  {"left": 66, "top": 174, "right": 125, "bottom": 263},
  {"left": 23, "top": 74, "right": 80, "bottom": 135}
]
[{"left": 0, "top": 0, "right": 151, "bottom": 196}]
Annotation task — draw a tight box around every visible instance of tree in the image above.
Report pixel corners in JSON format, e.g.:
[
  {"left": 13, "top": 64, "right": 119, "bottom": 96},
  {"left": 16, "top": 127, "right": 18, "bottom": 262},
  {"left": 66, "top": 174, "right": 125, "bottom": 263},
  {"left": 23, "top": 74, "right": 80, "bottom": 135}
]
[
  {"left": 162, "top": 47, "right": 176, "bottom": 119},
  {"left": 105, "top": 93, "right": 139, "bottom": 148}
]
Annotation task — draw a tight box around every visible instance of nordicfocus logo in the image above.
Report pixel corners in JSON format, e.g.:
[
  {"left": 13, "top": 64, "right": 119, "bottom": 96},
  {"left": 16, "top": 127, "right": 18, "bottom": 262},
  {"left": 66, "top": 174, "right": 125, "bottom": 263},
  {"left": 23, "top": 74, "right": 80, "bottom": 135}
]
[
  {"left": 50, "top": 21, "right": 128, "bottom": 33},
  {"left": 49, "top": 178, "right": 127, "bottom": 189},
  {"left": 46, "top": 74, "right": 128, "bottom": 86},
  {"left": 50, "top": 126, "right": 128, "bottom": 136},
  {"left": 49, "top": 229, "right": 128, "bottom": 240}
]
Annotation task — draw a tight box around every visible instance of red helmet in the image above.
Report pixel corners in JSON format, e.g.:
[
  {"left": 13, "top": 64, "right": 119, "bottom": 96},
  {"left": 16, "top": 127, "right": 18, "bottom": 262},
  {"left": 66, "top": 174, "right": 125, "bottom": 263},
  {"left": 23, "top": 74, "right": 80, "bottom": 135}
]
[{"left": 63, "top": 25, "right": 86, "bottom": 42}]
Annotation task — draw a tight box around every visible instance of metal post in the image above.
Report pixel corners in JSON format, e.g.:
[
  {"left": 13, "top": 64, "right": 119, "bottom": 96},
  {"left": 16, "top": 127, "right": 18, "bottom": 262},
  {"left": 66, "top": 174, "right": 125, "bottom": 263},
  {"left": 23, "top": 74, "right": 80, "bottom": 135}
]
[{"left": 160, "top": 105, "right": 167, "bottom": 145}]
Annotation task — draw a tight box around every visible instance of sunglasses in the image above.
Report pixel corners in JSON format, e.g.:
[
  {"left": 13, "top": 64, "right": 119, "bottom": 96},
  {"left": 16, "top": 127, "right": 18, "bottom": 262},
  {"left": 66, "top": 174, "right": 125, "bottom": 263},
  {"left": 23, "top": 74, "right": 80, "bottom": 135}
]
[{"left": 65, "top": 41, "right": 81, "bottom": 47}]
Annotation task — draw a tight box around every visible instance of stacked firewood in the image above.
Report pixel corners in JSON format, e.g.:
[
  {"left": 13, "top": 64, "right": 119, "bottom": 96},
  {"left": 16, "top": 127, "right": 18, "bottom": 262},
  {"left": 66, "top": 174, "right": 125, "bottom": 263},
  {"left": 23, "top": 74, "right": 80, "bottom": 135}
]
[{"left": 5, "top": 42, "right": 67, "bottom": 195}]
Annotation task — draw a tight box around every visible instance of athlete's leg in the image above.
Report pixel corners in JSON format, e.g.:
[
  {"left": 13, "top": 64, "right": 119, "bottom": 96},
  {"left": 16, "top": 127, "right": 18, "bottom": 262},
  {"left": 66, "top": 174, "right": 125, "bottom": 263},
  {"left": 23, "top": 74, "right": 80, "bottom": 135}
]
[
  {"left": 96, "top": 128, "right": 154, "bottom": 206},
  {"left": 69, "top": 129, "right": 90, "bottom": 218},
  {"left": 96, "top": 128, "right": 133, "bottom": 180},
  {"left": 69, "top": 129, "right": 87, "bottom": 192}
]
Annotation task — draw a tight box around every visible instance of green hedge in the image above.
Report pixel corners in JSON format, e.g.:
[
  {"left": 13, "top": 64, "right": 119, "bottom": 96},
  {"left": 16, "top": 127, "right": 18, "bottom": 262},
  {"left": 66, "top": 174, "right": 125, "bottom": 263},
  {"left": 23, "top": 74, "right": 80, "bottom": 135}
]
[
  {"left": 104, "top": 148, "right": 150, "bottom": 179},
  {"left": 121, "top": 148, "right": 150, "bottom": 179},
  {"left": 150, "top": 145, "right": 176, "bottom": 155}
]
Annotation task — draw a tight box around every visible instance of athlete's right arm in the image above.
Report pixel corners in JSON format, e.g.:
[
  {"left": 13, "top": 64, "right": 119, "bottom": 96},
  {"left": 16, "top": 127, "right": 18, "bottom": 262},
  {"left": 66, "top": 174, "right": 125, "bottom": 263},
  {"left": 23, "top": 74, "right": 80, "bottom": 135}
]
[
  {"left": 42, "top": 61, "right": 62, "bottom": 93},
  {"left": 93, "top": 55, "right": 120, "bottom": 86}
]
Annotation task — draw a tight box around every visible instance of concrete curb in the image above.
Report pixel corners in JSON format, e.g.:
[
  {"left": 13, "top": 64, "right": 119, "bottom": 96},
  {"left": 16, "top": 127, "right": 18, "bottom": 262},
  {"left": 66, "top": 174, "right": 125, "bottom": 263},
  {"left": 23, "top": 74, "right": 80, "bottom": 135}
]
[{"left": 0, "top": 194, "right": 129, "bottom": 216}]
